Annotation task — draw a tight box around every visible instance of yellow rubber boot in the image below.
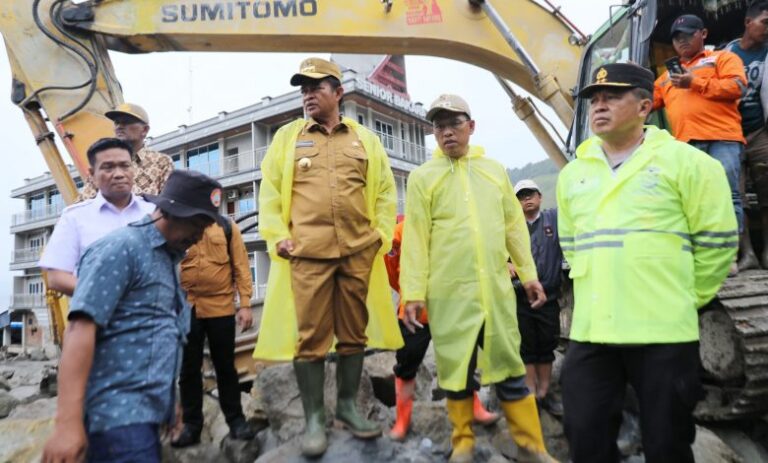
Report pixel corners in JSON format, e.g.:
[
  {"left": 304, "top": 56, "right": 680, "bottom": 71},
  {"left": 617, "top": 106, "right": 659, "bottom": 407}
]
[
  {"left": 500, "top": 395, "right": 558, "bottom": 463},
  {"left": 446, "top": 397, "right": 475, "bottom": 463}
]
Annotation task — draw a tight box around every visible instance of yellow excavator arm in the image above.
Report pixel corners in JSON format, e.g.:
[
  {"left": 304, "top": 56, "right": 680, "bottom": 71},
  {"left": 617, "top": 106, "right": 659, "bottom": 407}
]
[{"left": 1, "top": 0, "right": 584, "bottom": 196}]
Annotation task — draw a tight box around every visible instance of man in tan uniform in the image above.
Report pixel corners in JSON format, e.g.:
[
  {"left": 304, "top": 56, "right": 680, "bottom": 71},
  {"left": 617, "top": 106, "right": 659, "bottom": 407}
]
[
  {"left": 255, "top": 58, "right": 399, "bottom": 457},
  {"left": 78, "top": 103, "right": 173, "bottom": 200},
  {"left": 173, "top": 219, "right": 255, "bottom": 447}
]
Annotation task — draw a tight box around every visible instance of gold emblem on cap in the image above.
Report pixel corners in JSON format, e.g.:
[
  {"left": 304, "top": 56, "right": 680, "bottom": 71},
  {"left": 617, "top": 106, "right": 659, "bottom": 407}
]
[
  {"left": 302, "top": 65, "right": 316, "bottom": 73},
  {"left": 596, "top": 67, "right": 608, "bottom": 84},
  {"left": 298, "top": 157, "right": 312, "bottom": 170}
]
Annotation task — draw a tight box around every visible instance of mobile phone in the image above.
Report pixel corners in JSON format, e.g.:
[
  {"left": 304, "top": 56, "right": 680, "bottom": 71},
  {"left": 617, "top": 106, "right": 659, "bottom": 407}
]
[{"left": 664, "top": 56, "right": 685, "bottom": 75}]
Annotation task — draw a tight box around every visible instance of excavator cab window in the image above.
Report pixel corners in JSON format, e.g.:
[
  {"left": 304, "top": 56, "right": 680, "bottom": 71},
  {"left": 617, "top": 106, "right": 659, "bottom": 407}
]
[{"left": 572, "top": 6, "right": 633, "bottom": 148}]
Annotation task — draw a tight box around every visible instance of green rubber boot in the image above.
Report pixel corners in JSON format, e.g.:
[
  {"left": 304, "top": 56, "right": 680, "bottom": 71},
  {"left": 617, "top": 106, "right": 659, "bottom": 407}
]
[
  {"left": 334, "top": 353, "right": 382, "bottom": 439},
  {"left": 293, "top": 359, "right": 328, "bottom": 457}
]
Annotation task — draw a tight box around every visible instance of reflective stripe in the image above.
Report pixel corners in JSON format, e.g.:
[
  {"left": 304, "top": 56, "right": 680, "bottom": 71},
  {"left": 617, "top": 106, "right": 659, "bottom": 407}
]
[
  {"left": 695, "top": 241, "right": 738, "bottom": 249},
  {"left": 573, "top": 241, "right": 624, "bottom": 251},
  {"left": 574, "top": 228, "right": 691, "bottom": 241},
  {"left": 694, "top": 230, "right": 738, "bottom": 238},
  {"left": 560, "top": 236, "right": 574, "bottom": 243},
  {"left": 734, "top": 78, "right": 747, "bottom": 97},
  {"left": 682, "top": 245, "right": 693, "bottom": 252}
]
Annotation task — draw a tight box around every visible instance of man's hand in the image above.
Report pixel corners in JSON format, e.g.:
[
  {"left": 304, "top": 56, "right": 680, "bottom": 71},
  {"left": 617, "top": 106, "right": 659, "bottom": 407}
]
[
  {"left": 523, "top": 280, "right": 547, "bottom": 309},
  {"left": 237, "top": 306, "right": 254, "bottom": 331},
  {"left": 42, "top": 420, "right": 87, "bottom": 463},
  {"left": 276, "top": 239, "right": 295, "bottom": 259},
  {"left": 507, "top": 262, "right": 517, "bottom": 279},
  {"left": 670, "top": 72, "right": 693, "bottom": 89},
  {"left": 403, "top": 301, "right": 426, "bottom": 334}
]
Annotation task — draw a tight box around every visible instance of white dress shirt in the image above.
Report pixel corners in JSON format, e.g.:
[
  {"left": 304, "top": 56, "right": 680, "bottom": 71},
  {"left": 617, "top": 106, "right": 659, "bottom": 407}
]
[{"left": 39, "top": 192, "right": 156, "bottom": 273}]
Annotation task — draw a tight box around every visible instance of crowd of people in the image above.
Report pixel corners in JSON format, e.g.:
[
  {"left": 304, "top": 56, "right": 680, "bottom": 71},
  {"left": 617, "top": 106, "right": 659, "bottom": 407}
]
[{"left": 34, "top": 4, "right": 768, "bottom": 462}]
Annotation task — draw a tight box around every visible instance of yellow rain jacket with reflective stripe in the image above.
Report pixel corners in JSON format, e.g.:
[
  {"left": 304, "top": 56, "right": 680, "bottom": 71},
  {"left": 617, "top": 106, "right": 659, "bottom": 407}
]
[
  {"left": 253, "top": 117, "right": 403, "bottom": 361},
  {"left": 557, "top": 126, "right": 737, "bottom": 344},
  {"left": 400, "top": 145, "right": 537, "bottom": 391}
]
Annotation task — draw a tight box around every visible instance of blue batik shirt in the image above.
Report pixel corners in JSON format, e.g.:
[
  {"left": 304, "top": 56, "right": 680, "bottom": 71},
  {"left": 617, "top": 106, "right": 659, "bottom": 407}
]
[{"left": 69, "top": 215, "right": 190, "bottom": 433}]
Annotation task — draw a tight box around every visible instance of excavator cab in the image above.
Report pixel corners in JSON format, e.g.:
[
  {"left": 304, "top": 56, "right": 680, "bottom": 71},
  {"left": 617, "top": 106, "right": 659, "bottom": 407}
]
[{"left": 571, "top": 0, "right": 768, "bottom": 421}]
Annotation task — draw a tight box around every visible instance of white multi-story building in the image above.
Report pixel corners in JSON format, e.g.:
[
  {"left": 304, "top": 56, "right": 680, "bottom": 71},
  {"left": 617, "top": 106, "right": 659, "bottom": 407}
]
[{"left": 3, "top": 55, "right": 431, "bottom": 350}]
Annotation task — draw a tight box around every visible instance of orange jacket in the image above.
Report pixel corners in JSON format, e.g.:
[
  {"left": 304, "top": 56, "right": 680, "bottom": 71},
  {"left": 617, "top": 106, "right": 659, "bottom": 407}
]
[
  {"left": 653, "top": 49, "right": 747, "bottom": 143},
  {"left": 383, "top": 220, "right": 429, "bottom": 324}
]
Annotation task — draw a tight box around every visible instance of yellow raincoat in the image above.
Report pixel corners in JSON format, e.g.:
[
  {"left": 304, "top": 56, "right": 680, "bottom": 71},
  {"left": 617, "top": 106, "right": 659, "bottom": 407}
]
[
  {"left": 253, "top": 117, "right": 403, "bottom": 361},
  {"left": 400, "top": 146, "right": 538, "bottom": 391}
]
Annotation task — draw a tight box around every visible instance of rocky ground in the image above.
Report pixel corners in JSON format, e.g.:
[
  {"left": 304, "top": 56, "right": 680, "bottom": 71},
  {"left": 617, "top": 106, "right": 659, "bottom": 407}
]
[{"left": 1, "top": 346, "right": 767, "bottom": 462}]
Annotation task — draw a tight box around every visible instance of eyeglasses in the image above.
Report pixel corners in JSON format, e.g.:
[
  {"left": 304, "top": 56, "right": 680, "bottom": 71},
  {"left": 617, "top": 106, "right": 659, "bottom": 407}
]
[
  {"left": 516, "top": 191, "right": 538, "bottom": 200},
  {"left": 432, "top": 118, "right": 469, "bottom": 133}
]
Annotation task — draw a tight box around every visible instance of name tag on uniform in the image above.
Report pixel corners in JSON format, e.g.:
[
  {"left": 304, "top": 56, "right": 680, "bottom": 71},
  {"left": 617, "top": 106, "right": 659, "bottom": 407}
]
[{"left": 296, "top": 141, "right": 315, "bottom": 148}]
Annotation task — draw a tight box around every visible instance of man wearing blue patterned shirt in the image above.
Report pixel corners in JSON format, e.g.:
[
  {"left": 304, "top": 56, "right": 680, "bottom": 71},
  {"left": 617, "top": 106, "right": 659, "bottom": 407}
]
[{"left": 42, "top": 170, "right": 223, "bottom": 463}]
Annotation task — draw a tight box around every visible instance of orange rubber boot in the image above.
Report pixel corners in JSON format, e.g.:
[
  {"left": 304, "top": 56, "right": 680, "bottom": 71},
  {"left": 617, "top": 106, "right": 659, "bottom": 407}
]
[
  {"left": 473, "top": 391, "right": 500, "bottom": 426},
  {"left": 389, "top": 377, "right": 415, "bottom": 441}
]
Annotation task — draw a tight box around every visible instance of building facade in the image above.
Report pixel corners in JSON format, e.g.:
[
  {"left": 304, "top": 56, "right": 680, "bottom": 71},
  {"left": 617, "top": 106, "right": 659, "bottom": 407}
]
[{"left": 3, "top": 55, "right": 431, "bottom": 349}]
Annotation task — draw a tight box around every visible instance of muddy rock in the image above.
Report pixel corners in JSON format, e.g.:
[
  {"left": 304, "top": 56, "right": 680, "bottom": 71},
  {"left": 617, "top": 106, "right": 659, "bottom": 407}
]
[
  {"left": 692, "top": 425, "right": 743, "bottom": 463},
  {"left": 9, "top": 396, "right": 57, "bottom": 420},
  {"left": 0, "top": 418, "right": 53, "bottom": 462},
  {"left": 409, "top": 400, "right": 452, "bottom": 446},
  {"left": 221, "top": 435, "right": 261, "bottom": 463},
  {"left": 0, "top": 390, "right": 20, "bottom": 418},
  {"left": 257, "top": 360, "right": 378, "bottom": 443}
]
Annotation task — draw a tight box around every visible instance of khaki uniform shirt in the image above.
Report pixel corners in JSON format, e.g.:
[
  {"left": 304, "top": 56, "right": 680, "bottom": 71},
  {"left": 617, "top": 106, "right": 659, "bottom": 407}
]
[
  {"left": 77, "top": 147, "right": 174, "bottom": 201},
  {"left": 290, "top": 119, "right": 379, "bottom": 259},
  {"left": 180, "top": 221, "right": 253, "bottom": 318}
]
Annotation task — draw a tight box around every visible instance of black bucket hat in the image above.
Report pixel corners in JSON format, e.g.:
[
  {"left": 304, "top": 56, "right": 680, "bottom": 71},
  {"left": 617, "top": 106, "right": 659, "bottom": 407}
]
[{"left": 144, "top": 170, "right": 224, "bottom": 224}]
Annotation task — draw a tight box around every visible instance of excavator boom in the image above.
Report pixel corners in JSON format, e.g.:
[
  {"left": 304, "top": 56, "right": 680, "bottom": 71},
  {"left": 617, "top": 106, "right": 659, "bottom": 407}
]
[{"left": 0, "top": 0, "right": 583, "bottom": 195}]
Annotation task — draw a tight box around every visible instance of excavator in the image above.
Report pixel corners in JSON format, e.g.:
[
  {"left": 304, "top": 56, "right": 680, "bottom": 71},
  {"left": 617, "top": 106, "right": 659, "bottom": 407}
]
[{"left": 1, "top": 0, "right": 766, "bottom": 422}]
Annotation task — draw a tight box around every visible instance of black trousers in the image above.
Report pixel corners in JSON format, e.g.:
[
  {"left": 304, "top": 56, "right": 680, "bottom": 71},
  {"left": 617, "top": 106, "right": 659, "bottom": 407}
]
[
  {"left": 393, "top": 320, "right": 432, "bottom": 380},
  {"left": 517, "top": 297, "right": 560, "bottom": 364},
  {"left": 561, "top": 341, "right": 702, "bottom": 463},
  {"left": 178, "top": 310, "right": 245, "bottom": 431}
]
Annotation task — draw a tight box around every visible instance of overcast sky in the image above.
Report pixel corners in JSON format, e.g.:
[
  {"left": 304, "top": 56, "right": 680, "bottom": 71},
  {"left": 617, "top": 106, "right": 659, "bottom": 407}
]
[{"left": 0, "top": 1, "right": 615, "bottom": 308}]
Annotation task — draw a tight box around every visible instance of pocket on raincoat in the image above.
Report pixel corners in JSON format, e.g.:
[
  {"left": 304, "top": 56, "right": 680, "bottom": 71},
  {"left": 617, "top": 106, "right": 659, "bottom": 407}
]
[{"left": 567, "top": 256, "right": 588, "bottom": 280}]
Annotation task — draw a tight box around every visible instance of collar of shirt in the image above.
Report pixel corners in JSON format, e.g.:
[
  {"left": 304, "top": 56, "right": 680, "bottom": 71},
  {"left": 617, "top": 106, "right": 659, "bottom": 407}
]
[
  {"left": 526, "top": 211, "right": 542, "bottom": 225},
  {"left": 304, "top": 117, "right": 348, "bottom": 135},
  {"left": 131, "top": 215, "right": 185, "bottom": 262},
  {"left": 133, "top": 145, "right": 147, "bottom": 165},
  {"left": 681, "top": 49, "right": 708, "bottom": 66},
  {"left": 94, "top": 191, "right": 143, "bottom": 214}
]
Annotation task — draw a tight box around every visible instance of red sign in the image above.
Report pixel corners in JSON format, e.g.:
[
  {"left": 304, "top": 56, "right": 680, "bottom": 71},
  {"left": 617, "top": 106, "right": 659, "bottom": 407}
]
[{"left": 406, "top": 0, "right": 443, "bottom": 25}]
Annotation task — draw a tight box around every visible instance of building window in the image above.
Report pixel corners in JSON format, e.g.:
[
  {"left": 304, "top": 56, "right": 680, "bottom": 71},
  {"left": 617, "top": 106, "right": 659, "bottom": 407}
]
[
  {"left": 358, "top": 114, "right": 366, "bottom": 126},
  {"left": 48, "top": 189, "right": 63, "bottom": 212},
  {"left": 27, "top": 279, "right": 43, "bottom": 295},
  {"left": 28, "top": 194, "right": 45, "bottom": 219},
  {"left": 238, "top": 190, "right": 256, "bottom": 215},
  {"left": 28, "top": 235, "right": 45, "bottom": 249},
  {"left": 171, "top": 153, "right": 183, "bottom": 170},
  {"left": 186, "top": 143, "right": 220, "bottom": 177},
  {"left": 375, "top": 120, "right": 395, "bottom": 151}
]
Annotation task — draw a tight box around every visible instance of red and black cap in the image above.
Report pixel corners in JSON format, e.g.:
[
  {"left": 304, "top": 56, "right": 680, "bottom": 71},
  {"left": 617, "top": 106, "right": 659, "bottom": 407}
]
[{"left": 670, "top": 14, "right": 705, "bottom": 36}]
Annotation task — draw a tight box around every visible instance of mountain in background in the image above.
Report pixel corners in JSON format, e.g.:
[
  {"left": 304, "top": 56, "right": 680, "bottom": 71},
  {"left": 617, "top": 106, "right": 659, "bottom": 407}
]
[{"left": 507, "top": 158, "right": 559, "bottom": 209}]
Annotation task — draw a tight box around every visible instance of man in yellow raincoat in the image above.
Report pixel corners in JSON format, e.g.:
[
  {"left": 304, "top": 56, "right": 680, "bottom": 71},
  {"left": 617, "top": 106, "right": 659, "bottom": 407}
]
[
  {"left": 401, "top": 94, "right": 554, "bottom": 463},
  {"left": 252, "top": 58, "right": 402, "bottom": 457}
]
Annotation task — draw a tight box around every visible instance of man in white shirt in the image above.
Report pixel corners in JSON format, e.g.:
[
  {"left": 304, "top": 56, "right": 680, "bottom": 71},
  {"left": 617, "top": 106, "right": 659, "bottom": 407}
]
[{"left": 39, "top": 138, "right": 156, "bottom": 295}]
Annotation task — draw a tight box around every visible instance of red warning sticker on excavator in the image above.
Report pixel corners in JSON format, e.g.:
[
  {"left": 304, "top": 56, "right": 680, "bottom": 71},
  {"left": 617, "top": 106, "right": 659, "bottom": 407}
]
[{"left": 406, "top": 0, "right": 443, "bottom": 25}]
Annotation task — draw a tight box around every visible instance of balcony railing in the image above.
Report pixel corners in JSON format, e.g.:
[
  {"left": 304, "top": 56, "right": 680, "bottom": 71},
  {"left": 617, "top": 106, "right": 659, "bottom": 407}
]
[
  {"left": 11, "top": 293, "right": 46, "bottom": 309},
  {"left": 223, "top": 148, "right": 268, "bottom": 175},
  {"left": 12, "top": 247, "right": 43, "bottom": 265},
  {"left": 12, "top": 204, "right": 64, "bottom": 227},
  {"left": 373, "top": 131, "right": 427, "bottom": 164}
]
